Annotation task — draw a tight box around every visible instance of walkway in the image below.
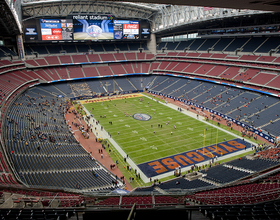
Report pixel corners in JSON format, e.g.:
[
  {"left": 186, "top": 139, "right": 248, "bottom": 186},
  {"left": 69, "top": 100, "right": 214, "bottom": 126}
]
[{"left": 65, "top": 105, "right": 133, "bottom": 191}]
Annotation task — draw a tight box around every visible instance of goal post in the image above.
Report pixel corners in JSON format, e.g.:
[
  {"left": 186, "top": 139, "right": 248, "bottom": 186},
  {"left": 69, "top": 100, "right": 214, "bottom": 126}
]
[{"left": 202, "top": 126, "right": 219, "bottom": 157}]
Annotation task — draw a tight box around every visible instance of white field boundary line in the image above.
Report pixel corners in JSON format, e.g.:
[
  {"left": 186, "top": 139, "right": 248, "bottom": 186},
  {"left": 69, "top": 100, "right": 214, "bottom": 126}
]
[
  {"left": 79, "top": 94, "right": 256, "bottom": 183},
  {"left": 139, "top": 93, "right": 257, "bottom": 180},
  {"left": 142, "top": 93, "right": 257, "bottom": 146},
  {"left": 84, "top": 96, "right": 230, "bottom": 163},
  {"left": 79, "top": 101, "right": 150, "bottom": 183},
  {"left": 101, "top": 97, "right": 231, "bottom": 154}
]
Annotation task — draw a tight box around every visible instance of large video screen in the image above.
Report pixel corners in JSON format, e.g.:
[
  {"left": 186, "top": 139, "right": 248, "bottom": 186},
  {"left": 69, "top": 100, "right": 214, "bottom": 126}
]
[
  {"left": 23, "top": 16, "right": 149, "bottom": 42},
  {"left": 73, "top": 19, "right": 114, "bottom": 40},
  {"left": 113, "top": 20, "right": 139, "bottom": 40},
  {"left": 40, "top": 19, "right": 73, "bottom": 41},
  {"left": 73, "top": 20, "right": 139, "bottom": 40}
]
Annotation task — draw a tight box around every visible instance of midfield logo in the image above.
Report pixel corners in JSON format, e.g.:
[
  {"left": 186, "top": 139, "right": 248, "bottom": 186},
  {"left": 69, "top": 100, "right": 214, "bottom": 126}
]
[{"left": 132, "top": 113, "right": 151, "bottom": 121}]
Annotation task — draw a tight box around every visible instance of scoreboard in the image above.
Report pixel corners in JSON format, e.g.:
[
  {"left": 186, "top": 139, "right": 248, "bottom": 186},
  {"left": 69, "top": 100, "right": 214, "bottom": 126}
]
[
  {"left": 40, "top": 19, "right": 73, "bottom": 41},
  {"left": 23, "top": 15, "right": 150, "bottom": 42}
]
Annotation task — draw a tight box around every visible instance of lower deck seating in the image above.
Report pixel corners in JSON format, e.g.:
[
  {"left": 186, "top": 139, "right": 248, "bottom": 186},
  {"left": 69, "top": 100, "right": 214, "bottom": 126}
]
[
  {"left": 0, "top": 208, "right": 74, "bottom": 219},
  {"left": 200, "top": 166, "right": 250, "bottom": 184},
  {"left": 200, "top": 199, "right": 280, "bottom": 220},
  {"left": 226, "top": 157, "right": 279, "bottom": 172},
  {"left": 5, "top": 87, "right": 123, "bottom": 191},
  {"left": 158, "top": 178, "right": 212, "bottom": 190},
  {"left": 93, "top": 195, "right": 185, "bottom": 208},
  {"left": 188, "top": 182, "right": 280, "bottom": 205}
]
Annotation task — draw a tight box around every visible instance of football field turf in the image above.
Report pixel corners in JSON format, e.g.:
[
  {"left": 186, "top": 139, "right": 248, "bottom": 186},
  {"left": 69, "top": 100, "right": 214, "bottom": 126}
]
[{"left": 82, "top": 94, "right": 237, "bottom": 165}]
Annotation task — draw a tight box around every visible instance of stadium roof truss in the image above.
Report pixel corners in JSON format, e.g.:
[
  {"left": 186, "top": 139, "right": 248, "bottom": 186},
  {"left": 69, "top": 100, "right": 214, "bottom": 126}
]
[
  {"left": 0, "top": 0, "right": 22, "bottom": 36},
  {"left": 21, "top": 0, "right": 159, "bottom": 21},
  {"left": 21, "top": 1, "right": 269, "bottom": 36},
  {"left": 152, "top": 5, "right": 270, "bottom": 33}
]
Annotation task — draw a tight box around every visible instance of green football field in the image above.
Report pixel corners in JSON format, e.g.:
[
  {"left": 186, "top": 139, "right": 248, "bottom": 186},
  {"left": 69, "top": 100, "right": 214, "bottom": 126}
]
[{"left": 82, "top": 94, "right": 236, "bottom": 165}]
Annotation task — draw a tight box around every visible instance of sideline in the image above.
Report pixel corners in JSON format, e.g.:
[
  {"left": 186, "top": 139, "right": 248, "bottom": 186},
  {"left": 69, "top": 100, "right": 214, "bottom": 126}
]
[
  {"left": 141, "top": 94, "right": 258, "bottom": 180},
  {"left": 142, "top": 93, "right": 257, "bottom": 145},
  {"left": 79, "top": 101, "right": 150, "bottom": 183},
  {"left": 65, "top": 105, "right": 133, "bottom": 190}
]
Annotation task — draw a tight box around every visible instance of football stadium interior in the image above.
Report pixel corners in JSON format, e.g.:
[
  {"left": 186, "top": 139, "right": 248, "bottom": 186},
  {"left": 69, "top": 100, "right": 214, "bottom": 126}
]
[{"left": 1, "top": 0, "right": 280, "bottom": 219}]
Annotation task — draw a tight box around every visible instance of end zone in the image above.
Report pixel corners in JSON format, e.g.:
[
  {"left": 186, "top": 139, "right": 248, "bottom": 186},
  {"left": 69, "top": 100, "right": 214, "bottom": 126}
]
[
  {"left": 137, "top": 138, "right": 251, "bottom": 178},
  {"left": 80, "top": 93, "right": 143, "bottom": 104}
]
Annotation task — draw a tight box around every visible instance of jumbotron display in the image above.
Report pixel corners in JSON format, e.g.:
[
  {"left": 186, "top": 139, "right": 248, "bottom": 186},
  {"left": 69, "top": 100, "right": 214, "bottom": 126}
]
[
  {"left": 40, "top": 19, "right": 73, "bottom": 41},
  {"left": 73, "top": 19, "right": 139, "bottom": 40},
  {"left": 23, "top": 15, "right": 150, "bottom": 42}
]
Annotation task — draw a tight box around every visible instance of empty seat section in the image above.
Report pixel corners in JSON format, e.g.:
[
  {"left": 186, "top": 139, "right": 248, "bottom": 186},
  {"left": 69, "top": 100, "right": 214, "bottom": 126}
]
[
  {"left": 157, "top": 42, "right": 166, "bottom": 51},
  {"left": 67, "top": 66, "right": 84, "bottom": 78},
  {"left": 91, "top": 44, "right": 104, "bottom": 52},
  {"left": 224, "top": 38, "right": 248, "bottom": 52},
  {"left": 115, "top": 43, "right": 129, "bottom": 51},
  {"left": 158, "top": 61, "right": 170, "bottom": 70},
  {"left": 109, "top": 63, "right": 127, "bottom": 75},
  {"left": 25, "top": 60, "right": 38, "bottom": 66},
  {"left": 55, "top": 67, "right": 68, "bottom": 79},
  {"left": 198, "top": 38, "right": 219, "bottom": 51},
  {"left": 249, "top": 72, "right": 277, "bottom": 85},
  {"left": 45, "top": 56, "right": 60, "bottom": 65},
  {"left": 195, "top": 64, "right": 215, "bottom": 75},
  {"left": 256, "top": 56, "right": 276, "bottom": 62},
  {"left": 83, "top": 66, "right": 99, "bottom": 77},
  {"left": 35, "top": 58, "right": 48, "bottom": 66},
  {"left": 266, "top": 76, "right": 280, "bottom": 89},
  {"left": 30, "top": 45, "right": 48, "bottom": 55},
  {"left": 183, "top": 63, "right": 202, "bottom": 73},
  {"left": 136, "top": 52, "right": 145, "bottom": 60},
  {"left": 25, "top": 46, "right": 33, "bottom": 55},
  {"left": 61, "top": 45, "right": 77, "bottom": 53},
  {"left": 33, "top": 69, "right": 53, "bottom": 81},
  {"left": 124, "top": 53, "right": 136, "bottom": 60},
  {"left": 99, "top": 53, "right": 115, "bottom": 62},
  {"left": 47, "top": 45, "right": 62, "bottom": 54},
  {"left": 242, "top": 37, "right": 266, "bottom": 53},
  {"left": 72, "top": 55, "right": 88, "bottom": 63},
  {"left": 97, "top": 65, "right": 113, "bottom": 76},
  {"left": 205, "top": 65, "right": 228, "bottom": 77},
  {"left": 188, "top": 39, "right": 205, "bottom": 51},
  {"left": 87, "top": 54, "right": 101, "bottom": 62},
  {"left": 255, "top": 37, "right": 280, "bottom": 53},
  {"left": 165, "top": 42, "right": 179, "bottom": 50},
  {"left": 172, "top": 62, "right": 189, "bottom": 72},
  {"left": 128, "top": 43, "right": 141, "bottom": 51},
  {"left": 239, "top": 55, "right": 259, "bottom": 61},
  {"left": 114, "top": 53, "right": 126, "bottom": 61},
  {"left": 219, "top": 66, "right": 240, "bottom": 78},
  {"left": 176, "top": 41, "right": 194, "bottom": 51},
  {"left": 103, "top": 44, "right": 116, "bottom": 52},
  {"left": 212, "top": 38, "right": 233, "bottom": 51},
  {"left": 76, "top": 44, "right": 90, "bottom": 53},
  {"left": 59, "top": 55, "right": 72, "bottom": 64}
]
